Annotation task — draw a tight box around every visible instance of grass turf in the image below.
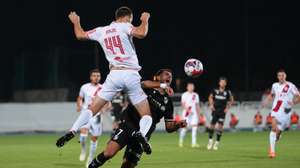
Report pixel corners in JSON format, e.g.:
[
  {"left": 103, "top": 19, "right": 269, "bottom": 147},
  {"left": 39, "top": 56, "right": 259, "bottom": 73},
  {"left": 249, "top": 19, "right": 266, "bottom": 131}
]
[{"left": 0, "top": 131, "right": 299, "bottom": 168}]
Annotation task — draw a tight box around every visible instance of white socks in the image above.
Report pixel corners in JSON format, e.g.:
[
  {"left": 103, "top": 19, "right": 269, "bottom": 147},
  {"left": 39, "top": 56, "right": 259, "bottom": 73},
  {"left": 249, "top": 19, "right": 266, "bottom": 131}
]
[
  {"left": 192, "top": 127, "right": 197, "bottom": 145},
  {"left": 71, "top": 109, "right": 93, "bottom": 132},
  {"left": 79, "top": 134, "right": 88, "bottom": 153},
  {"left": 179, "top": 128, "right": 187, "bottom": 144},
  {"left": 88, "top": 140, "right": 98, "bottom": 162},
  {"left": 269, "top": 131, "right": 276, "bottom": 153},
  {"left": 139, "top": 115, "right": 153, "bottom": 136}
]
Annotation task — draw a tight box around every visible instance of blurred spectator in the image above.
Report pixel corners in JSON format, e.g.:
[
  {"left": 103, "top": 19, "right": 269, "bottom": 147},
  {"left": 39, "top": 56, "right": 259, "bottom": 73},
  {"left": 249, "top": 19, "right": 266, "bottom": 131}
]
[
  {"left": 229, "top": 113, "right": 239, "bottom": 132},
  {"left": 265, "top": 113, "right": 273, "bottom": 130},
  {"left": 290, "top": 111, "right": 299, "bottom": 130},
  {"left": 198, "top": 113, "right": 207, "bottom": 132},
  {"left": 253, "top": 111, "right": 263, "bottom": 132},
  {"left": 175, "top": 78, "right": 182, "bottom": 92}
]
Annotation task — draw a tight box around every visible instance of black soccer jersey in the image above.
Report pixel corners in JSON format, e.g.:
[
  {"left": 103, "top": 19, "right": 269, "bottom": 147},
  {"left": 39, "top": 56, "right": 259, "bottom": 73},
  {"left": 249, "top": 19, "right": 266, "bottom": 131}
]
[
  {"left": 211, "top": 88, "right": 232, "bottom": 111},
  {"left": 120, "top": 88, "right": 174, "bottom": 133}
]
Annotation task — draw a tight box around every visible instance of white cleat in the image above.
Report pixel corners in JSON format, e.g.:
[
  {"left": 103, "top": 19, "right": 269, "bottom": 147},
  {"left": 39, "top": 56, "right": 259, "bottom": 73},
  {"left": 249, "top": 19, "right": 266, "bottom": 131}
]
[
  {"left": 207, "top": 139, "right": 214, "bottom": 150},
  {"left": 79, "top": 152, "right": 86, "bottom": 161},
  {"left": 179, "top": 142, "right": 183, "bottom": 148},
  {"left": 213, "top": 141, "right": 219, "bottom": 150},
  {"left": 191, "top": 144, "right": 200, "bottom": 148}
]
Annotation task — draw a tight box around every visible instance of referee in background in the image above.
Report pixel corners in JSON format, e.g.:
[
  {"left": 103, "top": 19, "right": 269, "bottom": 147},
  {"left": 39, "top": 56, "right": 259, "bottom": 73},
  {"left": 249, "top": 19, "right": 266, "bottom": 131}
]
[{"left": 207, "top": 77, "right": 234, "bottom": 150}]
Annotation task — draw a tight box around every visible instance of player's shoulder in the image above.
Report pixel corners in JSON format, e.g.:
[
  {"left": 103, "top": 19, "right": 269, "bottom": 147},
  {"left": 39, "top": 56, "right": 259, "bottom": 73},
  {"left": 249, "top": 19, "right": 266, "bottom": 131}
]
[
  {"left": 272, "top": 82, "right": 279, "bottom": 87},
  {"left": 286, "top": 81, "right": 296, "bottom": 87},
  {"left": 81, "top": 83, "right": 91, "bottom": 89}
]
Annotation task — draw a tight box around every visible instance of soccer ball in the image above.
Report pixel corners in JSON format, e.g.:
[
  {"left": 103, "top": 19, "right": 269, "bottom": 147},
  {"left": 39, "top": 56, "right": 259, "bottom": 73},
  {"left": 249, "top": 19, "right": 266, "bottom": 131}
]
[{"left": 184, "top": 58, "right": 203, "bottom": 77}]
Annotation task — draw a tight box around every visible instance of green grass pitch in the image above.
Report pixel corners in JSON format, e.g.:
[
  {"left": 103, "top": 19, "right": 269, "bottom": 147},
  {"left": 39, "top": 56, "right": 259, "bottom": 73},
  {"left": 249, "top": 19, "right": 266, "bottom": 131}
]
[{"left": 0, "top": 131, "right": 299, "bottom": 168}]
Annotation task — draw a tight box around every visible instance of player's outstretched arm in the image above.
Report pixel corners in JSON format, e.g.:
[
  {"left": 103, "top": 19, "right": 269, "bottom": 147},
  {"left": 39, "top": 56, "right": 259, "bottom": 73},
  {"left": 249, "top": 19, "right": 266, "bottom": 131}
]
[
  {"left": 68, "top": 11, "right": 88, "bottom": 40},
  {"left": 131, "top": 12, "right": 150, "bottom": 39}
]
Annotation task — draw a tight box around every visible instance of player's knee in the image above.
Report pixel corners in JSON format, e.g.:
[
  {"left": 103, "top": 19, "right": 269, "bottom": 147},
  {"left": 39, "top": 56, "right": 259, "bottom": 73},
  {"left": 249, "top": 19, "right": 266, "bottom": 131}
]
[
  {"left": 134, "top": 99, "right": 151, "bottom": 116},
  {"left": 103, "top": 148, "right": 118, "bottom": 158},
  {"left": 91, "top": 136, "right": 98, "bottom": 142}
]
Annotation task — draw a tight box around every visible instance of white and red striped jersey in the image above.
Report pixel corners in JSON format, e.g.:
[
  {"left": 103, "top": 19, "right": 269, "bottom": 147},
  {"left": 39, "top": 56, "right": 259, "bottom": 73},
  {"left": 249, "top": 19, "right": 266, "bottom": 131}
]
[
  {"left": 271, "top": 81, "right": 299, "bottom": 112},
  {"left": 181, "top": 91, "right": 200, "bottom": 116},
  {"left": 86, "top": 22, "right": 141, "bottom": 70},
  {"left": 79, "top": 83, "right": 102, "bottom": 109}
]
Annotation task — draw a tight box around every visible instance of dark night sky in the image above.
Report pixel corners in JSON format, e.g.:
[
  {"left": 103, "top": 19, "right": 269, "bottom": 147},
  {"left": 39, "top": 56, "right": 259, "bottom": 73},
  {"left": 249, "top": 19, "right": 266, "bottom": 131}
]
[{"left": 1, "top": 0, "right": 300, "bottom": 101}]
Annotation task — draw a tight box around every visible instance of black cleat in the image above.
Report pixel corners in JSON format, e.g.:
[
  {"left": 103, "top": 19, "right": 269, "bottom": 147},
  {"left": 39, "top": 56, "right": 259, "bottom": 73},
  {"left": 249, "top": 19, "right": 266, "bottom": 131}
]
[
  {"left": 56, "top": 131, "right": 75, "bottom": 148},
  {"left": 88, "top": 159, "right": 101, "bottom": 168},
  {"left": 132, "top": 131, "right": 152, "bottom": 155}
]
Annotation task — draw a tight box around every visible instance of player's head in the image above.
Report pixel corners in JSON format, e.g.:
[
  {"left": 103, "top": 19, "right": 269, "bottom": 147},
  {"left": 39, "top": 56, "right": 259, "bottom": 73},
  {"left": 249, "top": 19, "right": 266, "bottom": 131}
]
[
  {"left": 89, "top": 68, "right": 101, "bottom": 84},
  {"left": 186, "top": 82, "right": 195, "bottom": 92},
  {"left": 219, "top": 77, "right": 227, "bottom": 89},
  {"left": 115, "top": 6, "right": 133, "bottom": 23},
  {"left": 277, "top": 69, "right": 287, "bottom": 83},
  {"left": 153, "top": 69, "right": 173, "bottom": 85}
]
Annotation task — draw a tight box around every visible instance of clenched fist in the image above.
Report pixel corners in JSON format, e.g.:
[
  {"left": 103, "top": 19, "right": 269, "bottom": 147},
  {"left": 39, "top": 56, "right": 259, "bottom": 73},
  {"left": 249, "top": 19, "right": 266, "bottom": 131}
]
[
  {"left": 68, "top": 11, "right": 80, "bottom": 24},
  {"left": 140, "top": 12, "right": 150, "bottom": 22}
]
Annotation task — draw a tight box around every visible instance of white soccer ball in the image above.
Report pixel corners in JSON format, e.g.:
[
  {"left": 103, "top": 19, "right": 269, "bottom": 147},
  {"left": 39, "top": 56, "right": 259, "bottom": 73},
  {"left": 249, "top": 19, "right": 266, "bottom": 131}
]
[{"left": 184, "top": 58, "right": 203, "bottom": 77}]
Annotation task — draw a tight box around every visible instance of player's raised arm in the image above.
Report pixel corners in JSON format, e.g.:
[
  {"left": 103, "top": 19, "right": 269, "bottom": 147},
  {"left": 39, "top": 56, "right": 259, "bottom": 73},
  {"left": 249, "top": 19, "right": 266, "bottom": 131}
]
[
  {"left": 131, "top": 12, "right": 150, "bottom": 39},
  {"left": 68, "top": 11, "right": 89, "bottom": 40}
]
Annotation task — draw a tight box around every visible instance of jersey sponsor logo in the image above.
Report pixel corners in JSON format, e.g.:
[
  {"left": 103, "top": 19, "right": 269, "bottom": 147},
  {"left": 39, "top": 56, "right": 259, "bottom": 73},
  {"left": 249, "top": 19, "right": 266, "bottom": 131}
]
[{"left": 215, "top": 95, "right": 226, "bottom": 100}]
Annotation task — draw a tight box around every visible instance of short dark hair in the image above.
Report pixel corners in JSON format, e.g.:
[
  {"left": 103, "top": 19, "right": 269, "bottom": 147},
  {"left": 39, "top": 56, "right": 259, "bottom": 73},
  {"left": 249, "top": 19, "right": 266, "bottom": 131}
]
[
  {"left": 219, "top": 76, "right": 227, "bottom": 82},
  {"left": 277, "top": 69, "right": 286, "bottom": 74},
  {"left": 115, "top": 6, "right": 132, "bottom": 19},
  {"left": 153, "top": 69, "right": 172, "bottom": 81},
  {"left": 89, "top": 68, "right": 101, "bottom": 76}
]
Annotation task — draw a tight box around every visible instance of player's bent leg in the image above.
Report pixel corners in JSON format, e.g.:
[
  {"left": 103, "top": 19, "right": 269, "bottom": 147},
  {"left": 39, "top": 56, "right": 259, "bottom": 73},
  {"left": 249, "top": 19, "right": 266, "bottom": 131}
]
[
  {"left": 213, "top": 123, "right": 224, "bottom": 150},
  {"left": 132, "top": 99, "right": 153, "bottom": 155},
  {"left": 89, "top": 96, "right": 108, "bottom": 115},
  {"left": 207, "top": 124, "right": 215, "bottom": 150},
  {"left": 89, "top": 141, "right": 121, "bottom": 168}
]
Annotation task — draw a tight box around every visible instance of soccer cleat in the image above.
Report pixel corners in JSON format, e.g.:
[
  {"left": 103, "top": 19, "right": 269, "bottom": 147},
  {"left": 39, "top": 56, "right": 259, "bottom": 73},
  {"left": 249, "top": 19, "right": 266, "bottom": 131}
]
[
  {"left": 79, "top": 151, "right": 86, "bottom": 161},
  {"left": 191, "top": 144, "right": 200, "bottom": 148},
  {"left": 179, "top": 142, "right": 183, "bottom": 148},
  {"left": 88, "top": 159, "right": 101, "bottom": 168},
  {"left": 269, "top": 152, "right": 276, "bottom": 158},
  {"left": 86, "top": 159, "right": 92, "bottom": 168},
  {"left": 213, "top": 141, "right": 219, "bottom": 150},
  {"left": 132, "top": 131, "right": 152, "bottom": 155},
  {"left": 56, "top": 131, "right": 75, "bottom": 148},
  {"left": 207, "top": 139, "right": 213, "bottom": 150}
]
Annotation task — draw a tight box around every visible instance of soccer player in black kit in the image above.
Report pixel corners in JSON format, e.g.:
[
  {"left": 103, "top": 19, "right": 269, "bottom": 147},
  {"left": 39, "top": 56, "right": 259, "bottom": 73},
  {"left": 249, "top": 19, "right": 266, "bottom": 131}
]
[
  {"left": 88, "top": 69, "right": 187, "bottom": 168},
  {"left": 207, "top": 77, "right": 234, "bottom": 150}
]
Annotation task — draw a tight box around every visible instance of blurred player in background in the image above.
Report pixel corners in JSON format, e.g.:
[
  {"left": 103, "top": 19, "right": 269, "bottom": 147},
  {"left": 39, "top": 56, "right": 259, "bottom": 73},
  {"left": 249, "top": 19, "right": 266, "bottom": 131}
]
[
  {"left": 89, "top": 69, "right": 186, "bottom": 168},
  {"left": 179, "top": 83, "right": 201, "bottom": 148},
  {"left": 262, "top": 69, "right": 300, "bottom": 158},
  {"left": 229, "top": 113, "right": 239, "bottom": 132},
  {"left": 57, "top": 7, "right": 154, "bottom": 154},
  {"left": 76, "top": 69, "right": 108, "bottom": 167},
  {"left": 207, "top": 77, "right": 234, "bottom": 150},
  {"left": 253, "top": 111, "right": 263, "bottom": 132},
  {"left": 265, "top": 113, "right": 273, "bottom": 130},
  {"left": 111, "top": 91, "right": 128, "bottom": 130}
]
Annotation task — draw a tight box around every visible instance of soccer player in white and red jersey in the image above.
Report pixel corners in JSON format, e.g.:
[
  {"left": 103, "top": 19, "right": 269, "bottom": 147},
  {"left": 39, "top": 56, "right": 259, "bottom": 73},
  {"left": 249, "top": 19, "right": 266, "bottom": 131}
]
[
  {"left": 76, "top": 69, "right": 105, "bottom": 167},
  {"left": 179, "top": 83, "right": 201, "bottom": 148},
  {"left": 262, "top": 69, "right": 300, "bottom": 158},
  {"left": 56, "top": 7, "right": 163, "bottom": 155}
]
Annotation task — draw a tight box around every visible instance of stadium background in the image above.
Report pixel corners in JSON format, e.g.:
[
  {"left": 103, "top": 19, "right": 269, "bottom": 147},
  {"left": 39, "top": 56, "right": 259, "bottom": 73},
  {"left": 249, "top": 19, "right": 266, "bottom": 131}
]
[{"left": 1, "top": 0, "right": 300, "bottom": 102}]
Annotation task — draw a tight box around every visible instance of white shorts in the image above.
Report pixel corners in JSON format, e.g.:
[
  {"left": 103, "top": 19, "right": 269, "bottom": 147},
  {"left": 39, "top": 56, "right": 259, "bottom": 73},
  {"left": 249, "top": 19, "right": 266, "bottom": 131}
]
[
  {"left": 183, "top": 113, "right": 199, "bottom": 126},
  {"left": 98, "top": 70, "right": 147, "bottom": 105},
  {"left": 271, "top": 110, "right": 291, "bottom": 131},
  {"left": 81, "top": 113, "right": 103, "bottom": 136}
]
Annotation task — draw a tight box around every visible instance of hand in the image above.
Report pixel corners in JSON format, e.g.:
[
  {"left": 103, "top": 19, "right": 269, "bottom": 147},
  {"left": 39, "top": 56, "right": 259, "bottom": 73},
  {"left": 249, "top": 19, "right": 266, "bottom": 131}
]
[
  {"left": 288, "top": 101, "right": 294, "bottom": 106},
  {"left": 68, "top": 11, "right": 80, "bottom": 24},
  {"left": 224, "top": 108, "right": 229, "bottom": 113},
  {"left": 165, "top": 87, "right": 174, "bottom": 96},
  {"left": 140, "top": 12, "right": 150, "bottom": 22},
  {"left": 76, "top": 106, "right": 82, "bottom": 112},
  {"left": 210, "top": 105, "right": 215, "bottom": 111}
]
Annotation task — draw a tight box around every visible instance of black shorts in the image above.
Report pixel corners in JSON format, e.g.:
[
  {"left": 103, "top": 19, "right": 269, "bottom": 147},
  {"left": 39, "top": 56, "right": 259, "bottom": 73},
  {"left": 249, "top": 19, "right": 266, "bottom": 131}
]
[
  {"left": 211, "top": 111, "right": 226, "bottom": 125},
  {"left": 110, "top": 122, "right": 143, "bottom": 165}
]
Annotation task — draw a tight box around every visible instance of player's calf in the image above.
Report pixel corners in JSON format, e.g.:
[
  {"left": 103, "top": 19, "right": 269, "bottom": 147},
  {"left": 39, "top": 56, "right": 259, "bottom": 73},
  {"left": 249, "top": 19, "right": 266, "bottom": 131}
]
[{"left": 88, "top": 152, "right": 110, "bottom": 168}]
